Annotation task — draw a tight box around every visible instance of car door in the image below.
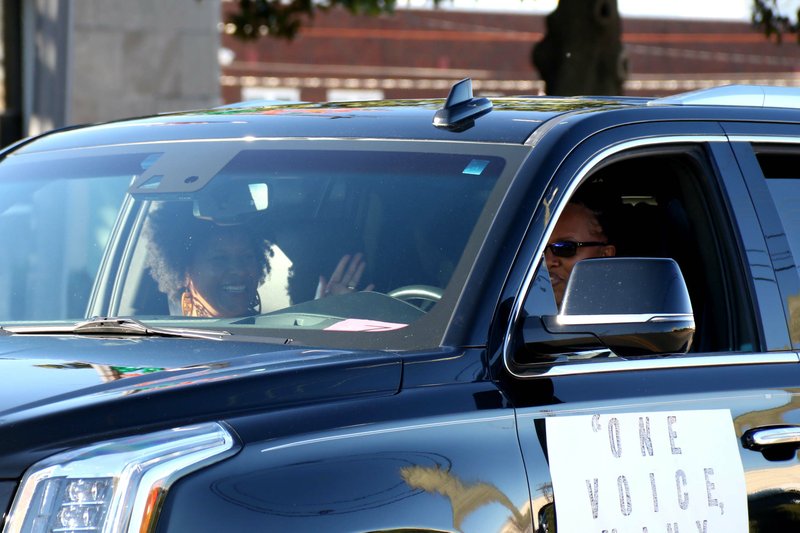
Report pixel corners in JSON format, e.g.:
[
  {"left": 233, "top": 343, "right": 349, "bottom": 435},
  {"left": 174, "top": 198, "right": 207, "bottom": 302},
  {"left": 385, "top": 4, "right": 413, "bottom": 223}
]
[{"left": 501, "top": 121, "right": 800, "bottom": 533}]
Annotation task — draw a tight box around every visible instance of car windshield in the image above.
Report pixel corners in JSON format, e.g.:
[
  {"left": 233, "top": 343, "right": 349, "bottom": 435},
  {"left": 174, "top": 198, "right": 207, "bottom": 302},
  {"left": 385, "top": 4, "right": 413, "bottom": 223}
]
[{"left": 0, "top": 138, "right": 525, "bottom": 349}]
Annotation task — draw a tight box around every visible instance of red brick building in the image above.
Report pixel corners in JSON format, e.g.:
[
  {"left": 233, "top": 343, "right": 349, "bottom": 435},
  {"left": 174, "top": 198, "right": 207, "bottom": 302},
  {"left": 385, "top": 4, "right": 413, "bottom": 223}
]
[{"left": 219, "top": 6, "right": 800, "bottom": 103}]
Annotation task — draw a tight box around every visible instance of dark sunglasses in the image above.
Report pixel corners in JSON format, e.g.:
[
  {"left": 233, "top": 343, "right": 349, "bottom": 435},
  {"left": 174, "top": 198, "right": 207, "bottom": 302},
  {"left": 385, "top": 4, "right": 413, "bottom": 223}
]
[{"left": 545, "top": 240, "right": 607, "bottom": 258}]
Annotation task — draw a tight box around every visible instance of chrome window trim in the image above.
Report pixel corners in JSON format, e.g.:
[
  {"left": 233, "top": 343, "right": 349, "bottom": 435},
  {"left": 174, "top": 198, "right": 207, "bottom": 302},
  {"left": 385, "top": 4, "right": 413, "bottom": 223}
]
[
  {"left": 20, "top": 136, "right": 524, "bottom": 156},
  {"left": 650, "top": 85, "right": 800, "bottom": 109},
  {"left": 525, "top": 352, "right": 799, "bottom": 378},
  {"left": 726, "top": 135, "right": 800, "bottom": 145},
  {"left": 503, "top": 134, "right": 731, "bottom": 379},
  {"left": 556, "top": 313, "right": 694, "bottom": 326}
]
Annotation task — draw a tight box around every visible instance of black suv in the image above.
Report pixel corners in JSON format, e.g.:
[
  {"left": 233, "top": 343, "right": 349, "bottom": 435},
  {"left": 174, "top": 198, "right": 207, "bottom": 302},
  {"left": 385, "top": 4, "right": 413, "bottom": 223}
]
[{"left": 0, "top": 80, "right": 799, "bottom": 532}]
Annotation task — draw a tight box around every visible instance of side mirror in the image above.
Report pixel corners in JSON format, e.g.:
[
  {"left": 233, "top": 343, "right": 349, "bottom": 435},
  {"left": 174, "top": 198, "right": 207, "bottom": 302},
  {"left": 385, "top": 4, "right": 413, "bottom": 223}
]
[{"left": 519, "top": 257, "right": 695, "bottom": 363}]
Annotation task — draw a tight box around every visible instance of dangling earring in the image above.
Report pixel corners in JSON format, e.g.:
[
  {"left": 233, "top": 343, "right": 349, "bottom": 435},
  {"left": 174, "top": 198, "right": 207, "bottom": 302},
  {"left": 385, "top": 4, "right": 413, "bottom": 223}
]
[
  {"left": 181, "top": 281, "right": 195, "bottom": 316},
  {"left": 182, "top": 278, "right": 217, "bottom": 317}
]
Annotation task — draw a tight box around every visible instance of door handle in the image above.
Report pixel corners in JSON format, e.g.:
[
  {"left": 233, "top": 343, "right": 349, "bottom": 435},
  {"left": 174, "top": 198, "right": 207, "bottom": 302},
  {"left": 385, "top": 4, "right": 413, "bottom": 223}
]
[{"left": 742, "top": 426, "right": 800, "bottom": 452}]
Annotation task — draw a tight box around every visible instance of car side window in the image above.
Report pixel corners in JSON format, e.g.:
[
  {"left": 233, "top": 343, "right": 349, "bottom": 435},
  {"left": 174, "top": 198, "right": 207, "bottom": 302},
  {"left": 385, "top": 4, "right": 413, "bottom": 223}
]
[
  {"left": 524, "top": 145, "right": 757, "bottom": 358},
  {"left": 0, "top": 175, "right": 129, "bottom": 321},
  {"left": 755, "top": 146, "right": 800, "bottom": 261},
  {"left": 523, "top": 262, "right": 558, "bottom": 318},
  {"left": 753, "top": 145, "right": 800, "bottom": 342}
]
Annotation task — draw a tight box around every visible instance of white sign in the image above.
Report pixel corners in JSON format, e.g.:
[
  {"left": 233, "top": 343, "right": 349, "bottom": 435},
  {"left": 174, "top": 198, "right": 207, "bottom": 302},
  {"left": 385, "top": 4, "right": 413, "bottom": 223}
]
[{"left": 546, "top": 409, "right": 748, "bottom": 533}]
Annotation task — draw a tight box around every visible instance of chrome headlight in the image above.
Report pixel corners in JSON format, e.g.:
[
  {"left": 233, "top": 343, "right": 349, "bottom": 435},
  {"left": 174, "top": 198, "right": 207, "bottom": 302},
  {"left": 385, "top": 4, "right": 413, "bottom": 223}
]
[{"left": 3, "top": 422, "right": 239, "bottom": 533}]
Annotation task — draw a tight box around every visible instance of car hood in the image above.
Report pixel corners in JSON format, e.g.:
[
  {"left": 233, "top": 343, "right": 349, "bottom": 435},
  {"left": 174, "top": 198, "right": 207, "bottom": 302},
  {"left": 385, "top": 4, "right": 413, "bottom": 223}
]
[{"left": 0, "top": 334, "right": 401, "bottom": 477}]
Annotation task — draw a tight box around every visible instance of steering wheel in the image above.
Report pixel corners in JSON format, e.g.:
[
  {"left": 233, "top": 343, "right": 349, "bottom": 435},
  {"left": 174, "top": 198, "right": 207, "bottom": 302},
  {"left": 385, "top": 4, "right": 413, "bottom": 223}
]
[{"left": 387, "top": 284, "right": 443, "bottom": 311}]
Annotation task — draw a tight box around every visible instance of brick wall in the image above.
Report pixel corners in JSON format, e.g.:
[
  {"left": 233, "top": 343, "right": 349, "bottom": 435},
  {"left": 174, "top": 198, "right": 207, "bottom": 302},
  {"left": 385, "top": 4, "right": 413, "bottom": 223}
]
[{"left": 220, "top": 6, "right": 799, "bottom": 102}]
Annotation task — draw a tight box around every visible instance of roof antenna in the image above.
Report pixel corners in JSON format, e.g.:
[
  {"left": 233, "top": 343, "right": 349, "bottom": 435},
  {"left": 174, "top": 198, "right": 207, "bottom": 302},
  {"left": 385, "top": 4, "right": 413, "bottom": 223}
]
[{"left": 433, "top": 78, "right": 493, "bottom": 131}]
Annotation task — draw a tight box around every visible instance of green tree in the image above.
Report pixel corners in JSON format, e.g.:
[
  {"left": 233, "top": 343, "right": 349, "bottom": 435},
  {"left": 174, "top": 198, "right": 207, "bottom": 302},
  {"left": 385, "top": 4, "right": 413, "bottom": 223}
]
[
  {"left": 753, "top": 0, "right": 800, "bottom": 42},
  {"left": 226, "top": 0, "right": 402, "bottom": 40},
  {"left": 225, "top": 0, "right": 800, "bottom": 96}
]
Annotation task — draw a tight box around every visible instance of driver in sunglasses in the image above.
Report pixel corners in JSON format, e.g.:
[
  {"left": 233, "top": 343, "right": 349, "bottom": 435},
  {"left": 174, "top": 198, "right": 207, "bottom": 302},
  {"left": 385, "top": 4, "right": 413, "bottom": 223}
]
[{"left": 545, "top": 201, "right": 617, "bottom": 307}]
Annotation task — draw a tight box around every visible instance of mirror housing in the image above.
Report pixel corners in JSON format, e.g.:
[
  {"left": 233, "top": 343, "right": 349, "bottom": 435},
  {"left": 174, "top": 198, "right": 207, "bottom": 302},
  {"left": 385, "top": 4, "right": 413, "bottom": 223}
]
[{"left": 520, "top": 257, "right": 695, "bottom": 362}]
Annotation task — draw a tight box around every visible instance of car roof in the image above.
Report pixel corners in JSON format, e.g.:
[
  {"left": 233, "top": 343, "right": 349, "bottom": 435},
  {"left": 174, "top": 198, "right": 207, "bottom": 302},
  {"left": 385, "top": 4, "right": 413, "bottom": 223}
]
[
  {"left": 11, "top": 96, "right": 647, "bottom": 153},
  {"left": 11, "top": 84, "right": 800, "bottom": 155}
]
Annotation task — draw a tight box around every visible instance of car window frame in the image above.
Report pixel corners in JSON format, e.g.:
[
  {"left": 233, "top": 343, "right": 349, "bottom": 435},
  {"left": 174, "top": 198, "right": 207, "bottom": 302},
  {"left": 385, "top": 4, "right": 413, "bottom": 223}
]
[
  {"left": 501, "top": 124, "right": 790, "bottom": 380},
  {"left": 723, "top": 130, "right": 800, "bottom": 350}
]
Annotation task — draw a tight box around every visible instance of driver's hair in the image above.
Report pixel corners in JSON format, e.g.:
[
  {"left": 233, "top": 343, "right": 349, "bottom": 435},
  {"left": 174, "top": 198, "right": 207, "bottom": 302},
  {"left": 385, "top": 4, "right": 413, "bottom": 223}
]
[
  {"left": 569, "top": 178, "right": 619, "bottom": 246},
  {"left": 142, "top": 202, "right": 272, "bottom": 302}
]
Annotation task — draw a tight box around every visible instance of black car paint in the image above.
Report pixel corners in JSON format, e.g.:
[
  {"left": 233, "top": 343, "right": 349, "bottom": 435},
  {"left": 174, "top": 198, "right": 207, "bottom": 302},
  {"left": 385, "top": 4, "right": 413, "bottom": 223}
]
[
  {"left": 158, "top": 382, "right": 527, "bottom": 532},
  {"left": 0, "top": 336, "right": 401, "bottom": 477},
  {"left": 2, "top": 93, "right": 800, "bottom": 531}
]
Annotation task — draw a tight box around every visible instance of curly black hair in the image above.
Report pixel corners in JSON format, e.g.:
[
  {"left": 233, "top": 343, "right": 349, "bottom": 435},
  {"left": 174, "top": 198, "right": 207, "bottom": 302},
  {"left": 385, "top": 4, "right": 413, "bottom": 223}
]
[
  {"left": 570, "top": 178, "right": 620, "bottom": 245},
  {"left": 143, "top": 202, "right": 272, "bottom": 302}
]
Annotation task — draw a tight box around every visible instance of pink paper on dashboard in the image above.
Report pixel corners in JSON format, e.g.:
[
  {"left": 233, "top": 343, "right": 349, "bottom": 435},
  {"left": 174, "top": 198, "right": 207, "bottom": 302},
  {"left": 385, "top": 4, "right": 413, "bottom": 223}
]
[{"left": 324, "top": 319, "right": 408, "bottom": 332}]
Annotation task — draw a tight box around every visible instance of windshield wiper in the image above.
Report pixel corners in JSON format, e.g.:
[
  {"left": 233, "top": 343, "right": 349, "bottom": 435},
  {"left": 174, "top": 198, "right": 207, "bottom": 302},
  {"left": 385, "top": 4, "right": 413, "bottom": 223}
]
[
  {"left": 6, "top": 317, "right": 231, "bottom": 341},
  {"left": 75, "top": 317, "right": 232, "bottom": 340}
]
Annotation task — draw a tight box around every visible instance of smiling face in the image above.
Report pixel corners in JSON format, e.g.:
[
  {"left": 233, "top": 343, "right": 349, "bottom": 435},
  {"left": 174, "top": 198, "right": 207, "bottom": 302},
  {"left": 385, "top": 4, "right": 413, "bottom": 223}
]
[
  {"left": 546, "top": 202, "right": 616, "bottom": 307},
  {"left": 185, "top": 228, "right": 262, "bottom": 317}
]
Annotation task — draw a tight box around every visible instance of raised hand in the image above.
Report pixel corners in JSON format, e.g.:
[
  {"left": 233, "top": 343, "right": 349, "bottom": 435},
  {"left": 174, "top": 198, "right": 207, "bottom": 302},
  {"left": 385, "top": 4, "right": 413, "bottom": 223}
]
[{"left": 315, "top": 253, "right": 375, "bottom": 298}]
